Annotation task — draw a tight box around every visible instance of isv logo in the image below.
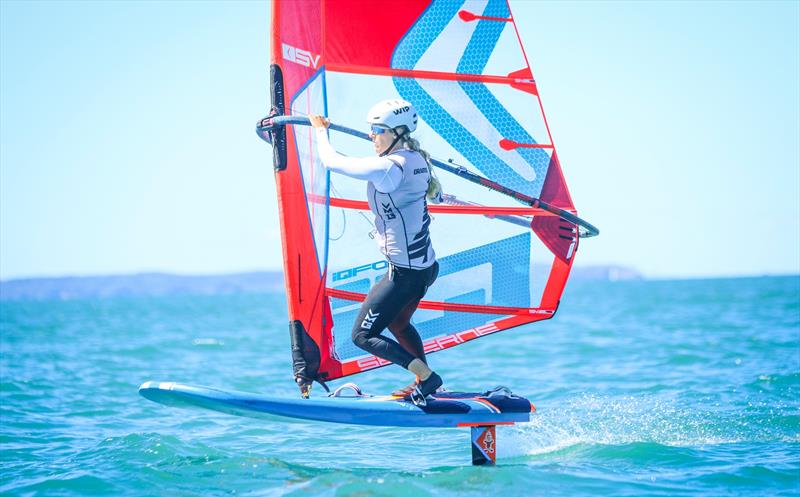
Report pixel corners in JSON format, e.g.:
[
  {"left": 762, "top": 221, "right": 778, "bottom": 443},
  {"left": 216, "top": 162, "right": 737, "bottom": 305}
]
[{"left": 282, "top": 43, "right": 320, "bottom": 69}]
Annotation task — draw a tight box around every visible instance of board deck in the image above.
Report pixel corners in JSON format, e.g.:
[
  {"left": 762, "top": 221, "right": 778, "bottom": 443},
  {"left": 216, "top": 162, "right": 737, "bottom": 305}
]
[{"left": 138, "top": 382, "right": 534, "bottom": 428}]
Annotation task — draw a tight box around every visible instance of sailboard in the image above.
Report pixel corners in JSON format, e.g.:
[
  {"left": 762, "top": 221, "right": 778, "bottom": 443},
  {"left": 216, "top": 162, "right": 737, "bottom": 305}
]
[
  {"left": 257, "top": 0, "right": 599, "bottom": 388},
  {"left": 139, "top": 382, "right": 533, "bottom": 428}
]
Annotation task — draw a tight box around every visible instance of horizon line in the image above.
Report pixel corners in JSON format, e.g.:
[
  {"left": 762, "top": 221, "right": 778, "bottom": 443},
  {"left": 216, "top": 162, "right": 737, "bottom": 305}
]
[{"left": 2, "top": 267, "right": 799, "bottom": 284}]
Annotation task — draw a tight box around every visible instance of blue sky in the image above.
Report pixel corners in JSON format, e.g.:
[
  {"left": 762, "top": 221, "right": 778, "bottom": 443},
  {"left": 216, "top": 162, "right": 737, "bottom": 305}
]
[{"left": 1, "top": 0, "right": 798, "bottom": 280}]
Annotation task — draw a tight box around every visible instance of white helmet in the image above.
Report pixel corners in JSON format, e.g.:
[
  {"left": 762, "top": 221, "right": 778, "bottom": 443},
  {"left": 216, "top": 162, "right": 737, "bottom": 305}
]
[{"left": 366, "top": 99, "right": 417, "bottom": 133}]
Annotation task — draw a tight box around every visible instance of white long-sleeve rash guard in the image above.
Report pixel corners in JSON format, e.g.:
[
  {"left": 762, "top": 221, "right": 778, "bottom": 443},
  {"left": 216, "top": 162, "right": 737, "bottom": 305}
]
[{"left": 314, "top": 128, "right": 402, "bottom": 193}]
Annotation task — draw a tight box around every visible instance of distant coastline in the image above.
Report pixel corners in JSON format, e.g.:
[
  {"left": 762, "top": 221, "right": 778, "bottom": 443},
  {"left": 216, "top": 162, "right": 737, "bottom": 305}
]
[
  {"left": 0, "top": 272, "right": 286, "bottom": 301},
  {"left": 0, "top": 266, "right": 640, "bottom": 301},
  {"left": 2, "top": 268, "right": 797, "bottom": 301}
]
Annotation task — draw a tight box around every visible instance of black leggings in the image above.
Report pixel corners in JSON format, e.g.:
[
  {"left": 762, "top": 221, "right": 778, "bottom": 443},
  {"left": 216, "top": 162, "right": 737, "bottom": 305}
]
[{"left": 351, "top": 261, "right": 439, "bottom": 369}]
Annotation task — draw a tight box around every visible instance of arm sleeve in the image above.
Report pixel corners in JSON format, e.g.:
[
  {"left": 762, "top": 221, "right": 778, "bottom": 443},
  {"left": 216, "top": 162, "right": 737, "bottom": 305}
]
[{"left": 315, "top": 128, "right": 402, "bottom": 193}]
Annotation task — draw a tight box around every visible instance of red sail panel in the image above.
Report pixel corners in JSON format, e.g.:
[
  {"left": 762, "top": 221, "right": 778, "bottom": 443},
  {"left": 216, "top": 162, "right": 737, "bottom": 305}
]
[
  {"left": 531, "top": 152, "right": 578, "bottom": 264},
  {"left": 271, "top": 0, "right": 340, "bottom": 384},
  {"left": 324, "top": 0, "right": 431, "bottom": 70}
]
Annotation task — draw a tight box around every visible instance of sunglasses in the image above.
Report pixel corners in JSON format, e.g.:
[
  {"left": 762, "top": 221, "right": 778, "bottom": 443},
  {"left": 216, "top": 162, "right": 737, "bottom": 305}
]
[{"left": 370, "top": 124, "right": 389, "bottom": 135}]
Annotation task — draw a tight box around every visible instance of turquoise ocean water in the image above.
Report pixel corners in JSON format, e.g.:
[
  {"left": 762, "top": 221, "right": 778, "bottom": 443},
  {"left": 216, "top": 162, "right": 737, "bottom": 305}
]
[{"left": 1, "top": 276, "right": 798, "bottom": 496}]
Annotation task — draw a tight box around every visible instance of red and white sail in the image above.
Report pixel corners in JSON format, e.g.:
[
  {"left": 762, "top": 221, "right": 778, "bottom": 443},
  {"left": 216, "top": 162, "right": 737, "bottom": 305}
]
[{"left": 267, "top": 0, "right": 584, "bottom": 385}]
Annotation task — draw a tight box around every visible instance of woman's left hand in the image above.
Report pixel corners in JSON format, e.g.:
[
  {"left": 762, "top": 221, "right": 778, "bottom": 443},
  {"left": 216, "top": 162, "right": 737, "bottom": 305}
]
[{"left": 309, "top": 114, "right": 330, "bottom": 129}]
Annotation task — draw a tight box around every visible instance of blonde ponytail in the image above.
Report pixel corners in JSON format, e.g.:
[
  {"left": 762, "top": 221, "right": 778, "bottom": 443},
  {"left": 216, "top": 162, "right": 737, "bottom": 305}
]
[{"left": 402, "top": 136, "right": 443, "bottom": 204}]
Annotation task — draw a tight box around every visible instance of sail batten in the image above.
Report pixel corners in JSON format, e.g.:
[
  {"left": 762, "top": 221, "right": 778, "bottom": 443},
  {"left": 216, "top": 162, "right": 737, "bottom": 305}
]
[
  {"left": 326, "top": 63, "right": 535, "bottom": 86},
  {"left": 326, "top": 288, "right": 551, "bottom": 316}
]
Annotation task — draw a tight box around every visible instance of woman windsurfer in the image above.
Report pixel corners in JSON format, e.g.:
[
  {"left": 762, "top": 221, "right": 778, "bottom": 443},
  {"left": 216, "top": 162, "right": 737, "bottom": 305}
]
[{"left": 309, "top": 99, "right": 443, "bottom": 406}]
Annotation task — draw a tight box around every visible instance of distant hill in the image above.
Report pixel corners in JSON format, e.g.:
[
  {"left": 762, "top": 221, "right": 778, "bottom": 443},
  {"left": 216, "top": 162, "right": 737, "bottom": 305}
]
[
  {"left": 0, "top": 272, "right": 285, "bottom": 301},
  {"left": 0, "top": 265, "right": 642, "bottom": 301}
]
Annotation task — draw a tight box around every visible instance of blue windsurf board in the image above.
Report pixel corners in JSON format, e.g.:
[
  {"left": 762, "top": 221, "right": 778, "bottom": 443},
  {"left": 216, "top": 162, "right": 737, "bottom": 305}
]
[{"left": 138, "top": 381, "right": 534, "bottom": 428}]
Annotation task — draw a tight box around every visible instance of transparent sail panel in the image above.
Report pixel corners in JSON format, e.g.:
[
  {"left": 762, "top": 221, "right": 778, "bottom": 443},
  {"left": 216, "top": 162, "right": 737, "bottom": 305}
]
[{"left": 291, "top": 72, "right": 329, "bottom": 273}]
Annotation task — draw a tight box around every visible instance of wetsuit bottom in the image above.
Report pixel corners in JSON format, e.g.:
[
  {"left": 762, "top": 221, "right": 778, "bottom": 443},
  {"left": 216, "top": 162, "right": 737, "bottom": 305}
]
[{"left": 351, "top": 261, "right": 439, "bottom": 369}]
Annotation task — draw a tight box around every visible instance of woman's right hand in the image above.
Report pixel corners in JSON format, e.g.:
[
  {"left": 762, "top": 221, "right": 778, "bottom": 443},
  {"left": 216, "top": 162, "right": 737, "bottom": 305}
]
[{"left": 309, "top": 114, "right": 330, "bottom": 130}]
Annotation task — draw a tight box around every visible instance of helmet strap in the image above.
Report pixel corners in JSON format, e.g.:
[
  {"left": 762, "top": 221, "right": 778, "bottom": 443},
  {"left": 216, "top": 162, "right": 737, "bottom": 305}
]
[{"left": 379, "top": 128, "right": 408, "bottom": 157}]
